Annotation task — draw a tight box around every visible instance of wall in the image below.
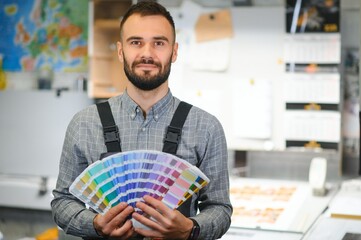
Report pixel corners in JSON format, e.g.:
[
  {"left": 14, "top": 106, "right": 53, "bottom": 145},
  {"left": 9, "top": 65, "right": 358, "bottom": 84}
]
[
  {"left": 164, "top": 1, "right": 360, "bottom": 180},
  {"left": 0, "top": 91, "right": 93, "bottom": 210},
  {"left": 166, "top": 2, "right": 285, "bottom": 151}
]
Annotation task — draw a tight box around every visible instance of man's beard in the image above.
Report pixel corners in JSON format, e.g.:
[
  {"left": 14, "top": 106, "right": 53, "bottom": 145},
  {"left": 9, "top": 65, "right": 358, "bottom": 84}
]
[{"left": 123, "top": 55, "right": 172, "bottom": 91}]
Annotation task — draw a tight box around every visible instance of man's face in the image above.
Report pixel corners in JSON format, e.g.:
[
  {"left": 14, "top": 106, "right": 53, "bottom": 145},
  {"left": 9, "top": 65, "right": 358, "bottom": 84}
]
[{"left": 117, "top": 14, "right": 178, "bottom": 91}]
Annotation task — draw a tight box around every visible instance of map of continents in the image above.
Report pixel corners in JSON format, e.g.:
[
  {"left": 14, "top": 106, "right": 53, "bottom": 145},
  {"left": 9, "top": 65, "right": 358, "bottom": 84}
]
[{"left": 0, "top": 0, "right": 88, "bottom": 72}]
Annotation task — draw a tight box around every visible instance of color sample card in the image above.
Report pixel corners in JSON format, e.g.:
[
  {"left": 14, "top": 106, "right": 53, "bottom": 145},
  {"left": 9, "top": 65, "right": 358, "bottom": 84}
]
[{"left": 69, "top": 150, "right": 210, "bottom": 215}]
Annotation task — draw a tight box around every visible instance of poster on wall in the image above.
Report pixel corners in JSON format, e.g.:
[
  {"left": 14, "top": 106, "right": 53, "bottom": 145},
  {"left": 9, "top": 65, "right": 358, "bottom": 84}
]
[
  {"left": 0, "top": 0, "right": 88, "bottom": 72},
  {"left": 286, "top": 0, "right": 340, "bottom": 34},
  {"left": 232, "top": 78, "right": 273, "bottom": 139}
]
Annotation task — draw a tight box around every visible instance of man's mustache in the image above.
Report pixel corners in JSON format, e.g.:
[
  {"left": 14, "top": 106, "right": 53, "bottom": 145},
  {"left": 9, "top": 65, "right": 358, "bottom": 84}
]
[{"left": 133, "top": 58, "right": 161, "bottom": 67}]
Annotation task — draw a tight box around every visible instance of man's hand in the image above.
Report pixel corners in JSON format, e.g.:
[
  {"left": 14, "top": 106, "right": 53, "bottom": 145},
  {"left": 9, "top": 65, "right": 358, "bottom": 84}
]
[
  {"left": 93, "top": 202, "right": 135, "bottom": 239},
  {"left": 132, "top": 195, "right": 193, "bottom": 240}
]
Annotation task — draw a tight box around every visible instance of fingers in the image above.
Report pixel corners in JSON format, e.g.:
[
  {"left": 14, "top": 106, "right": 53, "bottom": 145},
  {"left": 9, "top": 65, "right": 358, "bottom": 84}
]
[
  {"left": 131, "top": 195, "right": 195, "bottom": 240},
  {"left": 109, "top": 205, "right": 134, "bottom": 230},
  {"left": 141, "top": 195, "right": 173, "bottom": 219},
  {"left": 132, "top": 209, "right": 162, "bottom": 232},
  {"left": 106, "top": 202, "right": 130, "bottom": 220},
  {"left": 132, "top": 195, "right": 176, "bottom": 235},
  {"left": 132, "top": 200, "right": 192, "bottom": 240},
  {"left": 100, "top": 202, "right": 131, "bottom": 227},
  {"left": 94, "top": 202, "right": 135, "bottom": 238},
  {"left": 112, "top": 219, "right": 135, "bottom": 239}
]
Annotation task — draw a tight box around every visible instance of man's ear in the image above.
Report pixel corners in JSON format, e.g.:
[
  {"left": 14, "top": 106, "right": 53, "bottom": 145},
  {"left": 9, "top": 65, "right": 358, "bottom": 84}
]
[
  {"left": 117, "top": 41, "right": 124, "bottom": 63},
  {"left": 171, "top": 42, "right": 178, "bottom": 63}
]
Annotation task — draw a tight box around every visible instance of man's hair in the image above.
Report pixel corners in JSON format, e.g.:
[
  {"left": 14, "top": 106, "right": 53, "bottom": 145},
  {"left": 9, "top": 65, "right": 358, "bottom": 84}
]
[{"left": 120, "top": 0, "right": 176, "bottom": 42}]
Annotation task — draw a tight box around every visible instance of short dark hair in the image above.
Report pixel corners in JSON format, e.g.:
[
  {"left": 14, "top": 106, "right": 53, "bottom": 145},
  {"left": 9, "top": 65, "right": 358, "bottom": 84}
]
[{"left": 120, "top": 0, "right": 176, "bottom": 42}]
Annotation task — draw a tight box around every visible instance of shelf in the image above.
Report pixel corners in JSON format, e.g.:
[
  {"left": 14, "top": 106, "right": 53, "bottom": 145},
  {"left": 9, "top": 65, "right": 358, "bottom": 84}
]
[
  {"left": 89, "top": 0, "right": 131, "bottom": 99},
  {"left": 94, "top": 19, "right": 120, "bottom": 29}
]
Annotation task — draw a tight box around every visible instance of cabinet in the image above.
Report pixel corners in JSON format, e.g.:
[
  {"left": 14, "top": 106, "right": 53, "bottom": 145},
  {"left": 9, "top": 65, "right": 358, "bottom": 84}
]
[{"left": 89, "top": 0, "right": 132, "bottom": 98}]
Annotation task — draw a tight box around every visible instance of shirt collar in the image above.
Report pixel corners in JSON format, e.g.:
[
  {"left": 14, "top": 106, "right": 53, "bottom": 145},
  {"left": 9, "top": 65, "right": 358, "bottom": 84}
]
[{"left": 122, "top": 89, "right": 173, "bottom": 121}]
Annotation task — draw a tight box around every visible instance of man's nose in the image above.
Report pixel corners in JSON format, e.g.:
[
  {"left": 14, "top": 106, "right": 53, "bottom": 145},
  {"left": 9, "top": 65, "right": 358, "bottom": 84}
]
[{"left": 141, "top": 43, "right": 154, "bottom": 58}]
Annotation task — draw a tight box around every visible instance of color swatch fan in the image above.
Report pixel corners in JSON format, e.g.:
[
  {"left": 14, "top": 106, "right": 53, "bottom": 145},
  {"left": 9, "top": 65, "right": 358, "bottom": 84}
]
[{"left": 69, "top": 150, "right": 209, "bottom": 215}]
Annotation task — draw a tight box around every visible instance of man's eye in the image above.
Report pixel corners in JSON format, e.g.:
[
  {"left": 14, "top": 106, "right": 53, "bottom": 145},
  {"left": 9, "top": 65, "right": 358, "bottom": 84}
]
[
  {"left": 155, "top": 41, "right": 165, "bottom": 46},
  {"left": 130, "top": 41, "right": 141, "bottom": 45}
]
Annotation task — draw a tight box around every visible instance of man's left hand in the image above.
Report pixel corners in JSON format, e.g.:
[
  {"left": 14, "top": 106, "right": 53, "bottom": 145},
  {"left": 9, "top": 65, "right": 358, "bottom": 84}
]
[{"left": 132, "top": 195, "right": 193, "bottom": 240}]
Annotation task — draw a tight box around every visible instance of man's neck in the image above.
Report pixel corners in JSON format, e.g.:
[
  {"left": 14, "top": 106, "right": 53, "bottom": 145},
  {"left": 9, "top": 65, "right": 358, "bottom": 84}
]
[{"left": 127, "top": 83, "right": 169, "bottom": 117}]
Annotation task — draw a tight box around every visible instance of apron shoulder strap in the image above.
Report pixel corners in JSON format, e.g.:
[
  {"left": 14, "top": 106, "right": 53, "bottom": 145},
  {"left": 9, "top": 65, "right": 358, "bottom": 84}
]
[
  {"left": 162, "top": 101, "right": 192, "bottom": 155},
  {"left": 96, "top": 101, "right": 121, "bottom": 153}
]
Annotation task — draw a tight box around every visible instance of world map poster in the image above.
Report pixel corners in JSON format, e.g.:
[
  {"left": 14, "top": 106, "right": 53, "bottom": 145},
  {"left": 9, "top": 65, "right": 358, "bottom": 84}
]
[{"left": 0, "top": 0, "right": 88, "bottom": 72}]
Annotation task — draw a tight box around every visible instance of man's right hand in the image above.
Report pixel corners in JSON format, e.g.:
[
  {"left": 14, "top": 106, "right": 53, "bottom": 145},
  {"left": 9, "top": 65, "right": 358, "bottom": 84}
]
[{"left": 93, "top": 202, "right": 135, "bottom": 239}]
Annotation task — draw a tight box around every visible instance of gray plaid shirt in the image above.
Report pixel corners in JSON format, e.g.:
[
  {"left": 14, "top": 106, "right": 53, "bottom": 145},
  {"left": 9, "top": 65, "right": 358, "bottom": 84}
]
[{"left": 51, "top": 90, "right": 232, "bottom": 239}]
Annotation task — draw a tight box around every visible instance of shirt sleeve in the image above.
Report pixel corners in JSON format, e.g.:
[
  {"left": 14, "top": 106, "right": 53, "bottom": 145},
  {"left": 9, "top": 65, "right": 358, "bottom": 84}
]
[
  {"left": 51, "top": 112, "right": 100, "bottom": 238},
  {"left": 192, "top": 116, "right": 233, "bottom": 239}
]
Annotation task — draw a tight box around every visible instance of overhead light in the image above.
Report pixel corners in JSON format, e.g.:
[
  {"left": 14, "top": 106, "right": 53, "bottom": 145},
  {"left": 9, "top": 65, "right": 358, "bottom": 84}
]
[
  {"left": 157, "top": 0, "right": 183, "bottom": 7},
  {"left": 192, "top": 0, "right": 233, "bottom": 8}
]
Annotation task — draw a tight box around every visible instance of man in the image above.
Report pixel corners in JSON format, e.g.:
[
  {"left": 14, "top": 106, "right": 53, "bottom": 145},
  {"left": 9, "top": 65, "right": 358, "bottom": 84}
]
[{"left": 51, "top": 1, "right": 232, "bottom": 239}]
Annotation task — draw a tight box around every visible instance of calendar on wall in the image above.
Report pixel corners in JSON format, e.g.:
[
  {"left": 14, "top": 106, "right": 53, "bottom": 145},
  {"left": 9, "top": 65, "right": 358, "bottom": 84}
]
[{"left": 283, "top": 0, "right": 341, "bottom": 151}]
